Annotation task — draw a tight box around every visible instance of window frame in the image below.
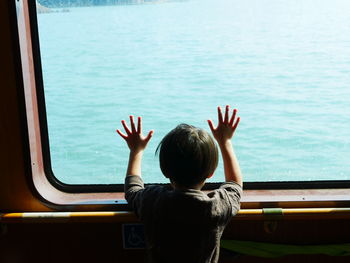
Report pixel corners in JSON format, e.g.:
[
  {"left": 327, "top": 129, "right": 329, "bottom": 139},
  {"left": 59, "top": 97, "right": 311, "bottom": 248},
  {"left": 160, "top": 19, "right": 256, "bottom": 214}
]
[{"left": 25, "top": 0, "right": 350, "bottom": 197}]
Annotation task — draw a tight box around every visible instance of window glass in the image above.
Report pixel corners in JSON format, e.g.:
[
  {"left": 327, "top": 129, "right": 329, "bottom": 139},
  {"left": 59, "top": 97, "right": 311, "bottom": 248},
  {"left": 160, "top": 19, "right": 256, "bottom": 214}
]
[{"left": 36, "top": 0, "right": 350, "bottom": 185}]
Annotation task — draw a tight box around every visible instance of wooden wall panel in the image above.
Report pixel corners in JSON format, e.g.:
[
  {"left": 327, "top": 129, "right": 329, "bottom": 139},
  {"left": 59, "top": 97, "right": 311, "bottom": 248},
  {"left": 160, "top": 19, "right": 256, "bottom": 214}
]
[
  {"left": 1, "top": 220, "right": 350, "bottom": 263},
  {"left": 0, "top": 1, "right": 48, "bottom": 212}
]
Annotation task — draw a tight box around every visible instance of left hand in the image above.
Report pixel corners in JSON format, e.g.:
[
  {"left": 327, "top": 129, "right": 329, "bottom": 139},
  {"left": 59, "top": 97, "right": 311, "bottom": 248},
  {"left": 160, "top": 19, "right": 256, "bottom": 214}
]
[{"left": 116, "top": 115, "right": 154, "bottom": 153}]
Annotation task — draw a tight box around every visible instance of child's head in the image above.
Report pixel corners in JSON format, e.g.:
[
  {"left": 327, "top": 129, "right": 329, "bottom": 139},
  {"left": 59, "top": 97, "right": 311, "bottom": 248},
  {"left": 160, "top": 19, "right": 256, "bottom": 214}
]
[{"left": 156, "top": 124, "right": 218, "bottom": 188}]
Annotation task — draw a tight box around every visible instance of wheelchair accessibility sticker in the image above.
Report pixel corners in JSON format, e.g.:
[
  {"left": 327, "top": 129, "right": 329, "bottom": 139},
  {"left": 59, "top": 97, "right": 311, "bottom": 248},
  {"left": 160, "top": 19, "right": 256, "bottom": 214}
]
[{"left": 122, "top": 224, "right": 145, "bottom": 249}]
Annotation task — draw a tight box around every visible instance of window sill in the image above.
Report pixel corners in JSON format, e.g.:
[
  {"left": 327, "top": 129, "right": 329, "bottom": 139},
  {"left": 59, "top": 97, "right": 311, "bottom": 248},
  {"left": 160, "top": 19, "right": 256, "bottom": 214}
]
[
  {"left": 241, "top": 188, "right": 350, "bottom": 209},
  {"left": 31, "top": 184, "right": 350, "bottom": 212}
]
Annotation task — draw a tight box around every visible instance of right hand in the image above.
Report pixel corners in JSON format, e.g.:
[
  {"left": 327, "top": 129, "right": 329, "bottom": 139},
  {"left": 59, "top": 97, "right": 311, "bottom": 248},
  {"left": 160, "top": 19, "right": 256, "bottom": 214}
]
[{"left": 208, "top": 105, "right": 240, "bottom": 146}]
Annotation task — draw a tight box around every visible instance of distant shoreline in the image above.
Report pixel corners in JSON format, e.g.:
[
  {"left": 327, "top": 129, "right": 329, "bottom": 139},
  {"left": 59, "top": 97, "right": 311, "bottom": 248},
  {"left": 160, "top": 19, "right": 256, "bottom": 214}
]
[{"left": 37, "top": 0, "right": 175, "bottom": 8}]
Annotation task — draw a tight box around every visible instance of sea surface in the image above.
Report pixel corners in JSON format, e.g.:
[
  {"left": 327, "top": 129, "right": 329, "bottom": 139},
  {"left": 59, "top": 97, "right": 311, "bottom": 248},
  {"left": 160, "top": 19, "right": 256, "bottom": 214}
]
[{"left": 37, "top": 0, "right": 350, "bottom": 184}]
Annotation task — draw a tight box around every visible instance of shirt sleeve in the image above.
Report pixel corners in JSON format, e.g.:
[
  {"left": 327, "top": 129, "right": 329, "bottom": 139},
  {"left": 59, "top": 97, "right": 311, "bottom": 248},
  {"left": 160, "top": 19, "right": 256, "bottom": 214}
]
[
  {"left": 219, "top": 182, "right": 243, "bottom": 217},
  {"left": 124, "top": 175, "right": 163, "bottom": 218},
  {"left": 124, "top": 175, "right": 145, "bottom": 217}
]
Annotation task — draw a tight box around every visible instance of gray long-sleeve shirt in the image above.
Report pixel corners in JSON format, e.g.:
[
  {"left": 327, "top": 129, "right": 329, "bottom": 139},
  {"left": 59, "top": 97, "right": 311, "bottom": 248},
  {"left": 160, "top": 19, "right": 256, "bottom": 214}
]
[{"left": 125, "top": 175, "right": 242, "bottom": 263}]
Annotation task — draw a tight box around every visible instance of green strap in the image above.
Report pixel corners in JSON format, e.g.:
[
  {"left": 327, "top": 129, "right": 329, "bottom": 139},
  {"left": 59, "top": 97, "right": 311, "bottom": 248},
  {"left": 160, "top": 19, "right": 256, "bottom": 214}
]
[
  {"left": 221, "top": 240, "right": 350, "bottom": 258},
  {"left": 262, "top": 208, "right": 284, "bottom": 220}
]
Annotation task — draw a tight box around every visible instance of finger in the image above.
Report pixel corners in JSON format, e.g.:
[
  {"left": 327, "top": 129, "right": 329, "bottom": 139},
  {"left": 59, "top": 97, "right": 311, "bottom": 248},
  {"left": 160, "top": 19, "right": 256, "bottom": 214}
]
[
  {"left": 145, "top": 130, "right": 154, "bottom": 143},
  {"left": 232, "top": 116, "right": 240, "bottom": 131},
  {"left": 121, "top": 120, "right": 131, "bottom": 135},
  {"left": 217, "top": 106, "right": 223, "bottom": 124},
  {"left": 224, "top": 105, "right": 229, "bottom": 123},
  {"left": 207, "top": 119, "right": 215, "bottom": 133},
  {"left": 137, "top": 116, "right": 142, "bottom": 134},
  {"left": 229, "top": 109, "right": 237, "bottom": 126},
  {"left": 129, "top": 115, "right": 136, "bottom": 133},
  {"left": 116, "top": 129, "right": 128, "bottom": 139}
]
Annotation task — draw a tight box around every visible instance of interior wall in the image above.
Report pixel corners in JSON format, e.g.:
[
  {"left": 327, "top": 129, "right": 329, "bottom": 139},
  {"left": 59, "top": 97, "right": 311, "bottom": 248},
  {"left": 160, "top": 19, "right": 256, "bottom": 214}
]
[{"left": 1, "top": 220, "right": 350, "bottom": 263}]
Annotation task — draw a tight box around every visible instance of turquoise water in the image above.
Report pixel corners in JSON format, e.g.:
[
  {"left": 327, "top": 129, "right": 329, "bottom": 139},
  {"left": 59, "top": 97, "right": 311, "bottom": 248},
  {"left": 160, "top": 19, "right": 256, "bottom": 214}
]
[{"left": 37, "top": 0, "right": 350, "bottom": 184}]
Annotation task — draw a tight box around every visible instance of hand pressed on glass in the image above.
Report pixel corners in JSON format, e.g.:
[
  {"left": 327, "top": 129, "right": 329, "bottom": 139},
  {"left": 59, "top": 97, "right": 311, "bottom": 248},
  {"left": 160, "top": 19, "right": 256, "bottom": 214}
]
[
  {"left": 116, "top": 115, "right": 153, "bottom": 177},
  {"left": 208, "top": 105, "right": 240, "bottom": 147},
  {"left": 208, "top": 105, "right": 242, "bottom": 186},
  {"left": 116, "top": 115, "right": 154, "bottom": 154}
]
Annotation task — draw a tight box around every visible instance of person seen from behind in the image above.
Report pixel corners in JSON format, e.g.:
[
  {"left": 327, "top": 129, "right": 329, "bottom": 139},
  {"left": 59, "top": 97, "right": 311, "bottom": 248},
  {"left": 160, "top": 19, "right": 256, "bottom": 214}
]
[{"left": 116, "top": 105, "right": 243, "bottom": 263}]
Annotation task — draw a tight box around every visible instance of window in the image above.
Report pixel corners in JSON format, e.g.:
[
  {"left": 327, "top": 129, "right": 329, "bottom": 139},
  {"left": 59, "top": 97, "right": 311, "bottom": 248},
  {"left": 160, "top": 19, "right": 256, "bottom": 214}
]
[{"left": 33, "top": 0, "right": 350, "bottom": 191}]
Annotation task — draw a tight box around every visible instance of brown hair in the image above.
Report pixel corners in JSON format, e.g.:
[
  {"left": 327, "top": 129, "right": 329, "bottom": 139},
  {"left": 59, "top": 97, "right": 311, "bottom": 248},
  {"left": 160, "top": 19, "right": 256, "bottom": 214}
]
[{"left": 156, "top": 124, "right": 218, "bottom": 188}]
